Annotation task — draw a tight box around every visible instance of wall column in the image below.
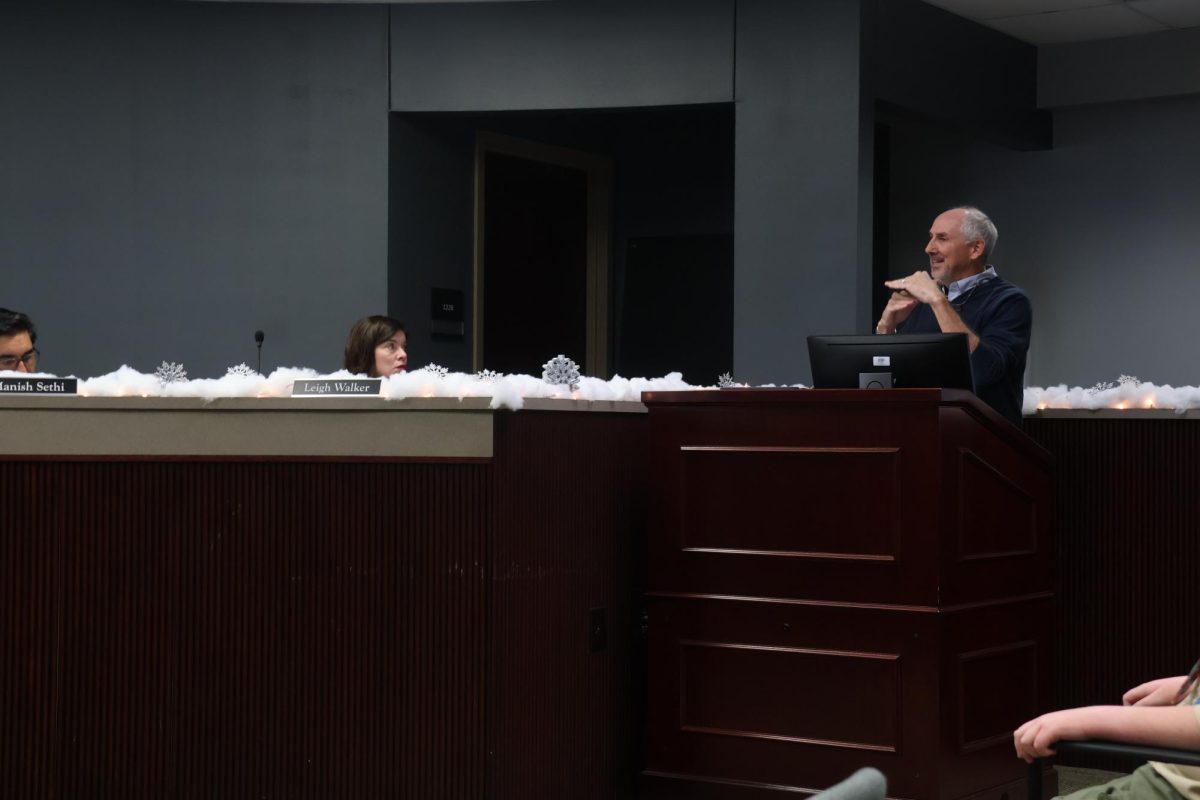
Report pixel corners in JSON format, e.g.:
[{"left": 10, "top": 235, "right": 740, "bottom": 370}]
[{"left": 734, "top": 0, "right": 873, "bottom": 385}]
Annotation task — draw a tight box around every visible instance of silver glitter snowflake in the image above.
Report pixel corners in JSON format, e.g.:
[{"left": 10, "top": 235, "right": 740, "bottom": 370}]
[
  {"left": 542, "top": 355, "right": 580, "bottom": 392},
  {"left": 474, "top": 369, "right": 501, "bottom": 383},
  {"left": 155, "top": 361, "right": 188, "bottom": 385},
  {"left": 717, "top": 372, "right": 737, "bottom": 388},
  {"left": 1088, "top": 375, "right": 1142, "bottom": 394},
  {"left": 423, "top": 363, "right": 449, "bottom": 378},
  {"left": 225, "top": 363, "right": 257, "bottom": 378}
]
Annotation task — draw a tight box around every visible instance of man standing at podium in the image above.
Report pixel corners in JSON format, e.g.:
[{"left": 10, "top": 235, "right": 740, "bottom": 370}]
[{"left": 874, "top": 207, "right": 1032, "bottom": 427}]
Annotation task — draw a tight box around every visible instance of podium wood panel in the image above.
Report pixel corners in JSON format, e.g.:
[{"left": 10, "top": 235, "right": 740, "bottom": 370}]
[
  {"left": 680, "top": 446, "right": 901, "bottom": 559},
  {"left": 641, "top": 389, "right": 1053, "bottom": 800}
]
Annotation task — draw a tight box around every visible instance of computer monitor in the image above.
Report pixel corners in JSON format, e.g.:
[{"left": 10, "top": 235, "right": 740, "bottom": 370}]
[{"left": 806, "top": 333, "right": 974, "bottom": 391}]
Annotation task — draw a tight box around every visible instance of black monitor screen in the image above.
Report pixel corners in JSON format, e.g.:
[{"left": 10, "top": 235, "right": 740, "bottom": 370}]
[{"left": 807, "top": 333, "right": 973, "bottom": 391}]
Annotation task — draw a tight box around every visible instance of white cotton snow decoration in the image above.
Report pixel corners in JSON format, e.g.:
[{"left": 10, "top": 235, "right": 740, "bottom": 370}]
[
  {"left": 51, "top": 364, "right": 1200, "bottom": 415},
  {"left": 1024, "top": 379, "right": 1199, "bottom": 415},
  {"left": 79, "top": 365, "right": 166, "bottom": 398}
]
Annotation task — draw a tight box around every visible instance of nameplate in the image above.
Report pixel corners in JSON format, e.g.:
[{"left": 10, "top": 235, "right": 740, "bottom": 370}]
[
  {"left": 291, "top": 379, "right": 382, "bottom": 397},
  {"left": 0, "top": 378, "right": 78, "bottom": 395}
]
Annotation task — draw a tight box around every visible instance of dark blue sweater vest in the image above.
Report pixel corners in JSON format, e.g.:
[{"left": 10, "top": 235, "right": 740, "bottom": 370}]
[{"left": 898, "top": 276, "right": 1032, "bottom": 426}]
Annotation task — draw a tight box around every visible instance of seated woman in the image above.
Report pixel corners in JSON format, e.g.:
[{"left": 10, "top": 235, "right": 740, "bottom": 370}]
[{"left": 343, "top": 315, "right": 408, "bottom": 377}]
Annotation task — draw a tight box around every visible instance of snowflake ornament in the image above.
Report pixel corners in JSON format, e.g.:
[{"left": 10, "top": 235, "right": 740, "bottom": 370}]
[
  {"left": 474, "top": 369, "right": 501, "bottom": 383},
  {"left": 155, "top": 361, "right": 188, "bottom": 385},
  {"left": 717, "top": 372, "right": 737, "bottom": 388},
  {"left": 225, "top": 363, "right": 257, "bottom": 378},
  {"left": 1088, "top": 375, "right": 1142, "bottom": 394},
  {"left": 423, "top": 363, "right": 449, "bottom": 378},
  {"left": 542, "top": 355, "right": 581, "bottom": 392}
]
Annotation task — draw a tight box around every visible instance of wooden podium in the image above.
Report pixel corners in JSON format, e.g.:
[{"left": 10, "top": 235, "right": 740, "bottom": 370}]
[{"left": 639, "top": 389, "right": 1054, "bottom": 800}]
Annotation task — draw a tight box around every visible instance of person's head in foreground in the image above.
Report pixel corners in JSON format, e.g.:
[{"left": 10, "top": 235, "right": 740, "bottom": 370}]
[
  {"left": 0, "top": 308, "right": 39, "bottom": 373},
  {"left": 343, "top": 315, "right": 407, "bottom": 377}
]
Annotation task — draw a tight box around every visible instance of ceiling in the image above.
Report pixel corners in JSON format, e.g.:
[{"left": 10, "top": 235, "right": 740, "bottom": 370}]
[
  {"left": 920, "top": 0, "right": 1200, "bottom": 44},
  {"left": 186, "top": 0, "right": 1200, "bottom": 46}
]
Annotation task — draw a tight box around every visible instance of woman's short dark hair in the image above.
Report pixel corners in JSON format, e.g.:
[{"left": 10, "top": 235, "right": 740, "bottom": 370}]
[
  {"left": 343, "top": 315, "right": 405, "bottom": 377},
  {"left": 0, "top": 308, "right": 36, "bottom": 344}
]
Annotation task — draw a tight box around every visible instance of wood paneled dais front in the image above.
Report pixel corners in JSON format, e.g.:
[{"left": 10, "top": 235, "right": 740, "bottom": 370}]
[{"left": 0, "top": 399, "right": 647, "bottom": 800}]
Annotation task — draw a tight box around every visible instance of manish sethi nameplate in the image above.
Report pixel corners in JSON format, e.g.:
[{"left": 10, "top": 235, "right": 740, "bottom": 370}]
[
  {"left": 0, "top": 377, "right": 78, "bottom": 395},
  {"left": 291, "top": 378, "right": 382, "bottom": 397}
]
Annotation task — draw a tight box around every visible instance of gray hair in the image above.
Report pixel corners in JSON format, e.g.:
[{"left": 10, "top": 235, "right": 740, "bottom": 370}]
[{"left": 954, "top": 206, "right": 998, "bottom": 259}]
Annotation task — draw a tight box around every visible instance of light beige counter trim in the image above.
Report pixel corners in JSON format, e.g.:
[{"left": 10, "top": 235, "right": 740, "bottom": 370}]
[
  {"left": 0, "top": 396, "right": 648, "bottom": 458},
  {"left": 0, "top": 397, "right": 494, "bottom": 458}
]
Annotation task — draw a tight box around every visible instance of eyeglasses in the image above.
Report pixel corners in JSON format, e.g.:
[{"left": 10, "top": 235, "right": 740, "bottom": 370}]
[{"left": 0, "top": 348, "right": 39, "bottom": 371}]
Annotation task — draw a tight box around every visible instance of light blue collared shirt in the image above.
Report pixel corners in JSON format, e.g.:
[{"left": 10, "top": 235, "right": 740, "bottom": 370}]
[{"left": 945, "top": 265, "right": 997, "bottom": 302}]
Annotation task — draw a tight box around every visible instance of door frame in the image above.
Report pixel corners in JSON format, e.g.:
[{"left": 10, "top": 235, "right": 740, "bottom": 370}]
[{"left": 472, "top": 131, "right": 613, "bottom": 376}]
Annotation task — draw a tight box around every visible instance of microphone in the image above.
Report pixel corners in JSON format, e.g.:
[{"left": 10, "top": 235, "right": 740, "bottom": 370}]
[{"left": 254, "top": 330, "right": 264, "bottom": 374}]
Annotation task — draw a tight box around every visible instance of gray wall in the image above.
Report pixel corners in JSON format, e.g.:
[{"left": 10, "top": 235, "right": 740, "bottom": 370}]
[
  {"left": 389, "top": 0, "right": 735, "bottom": 112},
  {"left": 387, "top": 0, "right": 741, "bottom": 377},
  {"left": 867, "top": 0, "right": 1048, "bottom": 150},
  {"left": 887, "top": 93, "right": 1200, "bottom": 388},
  {"left": 888, "top": 20, "right": 1200, "bottom": 390},
  {"left": 387, "top": 0, "right": 879, "bottom": 385},
  {"left": 1040, "top": 27, "right": 1200, "bottom": 108},
  {"left": 385, "top": 0, "right": 1048, "bottom": 385},
  {"left": 7, "top": 0, "right": 1195, "bottom": 389},
  {"left": 734, "top": 0, "right": 870, "bottom": 384},
  {"left": 388, "top": 115, "right": 476, "bottom": 372},
  {"left": 0, "top": 1, "right": 389, "bottom": 377}
]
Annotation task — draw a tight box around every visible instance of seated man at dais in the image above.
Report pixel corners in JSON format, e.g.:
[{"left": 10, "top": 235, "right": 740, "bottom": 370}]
[{"left": 0, "top": 308, "right": 40, "bottom": 373}]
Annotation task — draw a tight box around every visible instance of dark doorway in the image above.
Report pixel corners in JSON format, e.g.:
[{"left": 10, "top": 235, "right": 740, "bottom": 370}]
[
  {"left": 481, "top": 152, "right": 589, "bottom": 376},
  {"left": 474, "top": 133, "right": 612, "bottom": 377},
  {"left": 620, "top": 234, "right": 733, "bottom": 385}
]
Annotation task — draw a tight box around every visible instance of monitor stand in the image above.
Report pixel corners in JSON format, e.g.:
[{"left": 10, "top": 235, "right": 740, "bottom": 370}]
[{"left": 858, "top": 371, "right": 893, "bottom": 389}]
